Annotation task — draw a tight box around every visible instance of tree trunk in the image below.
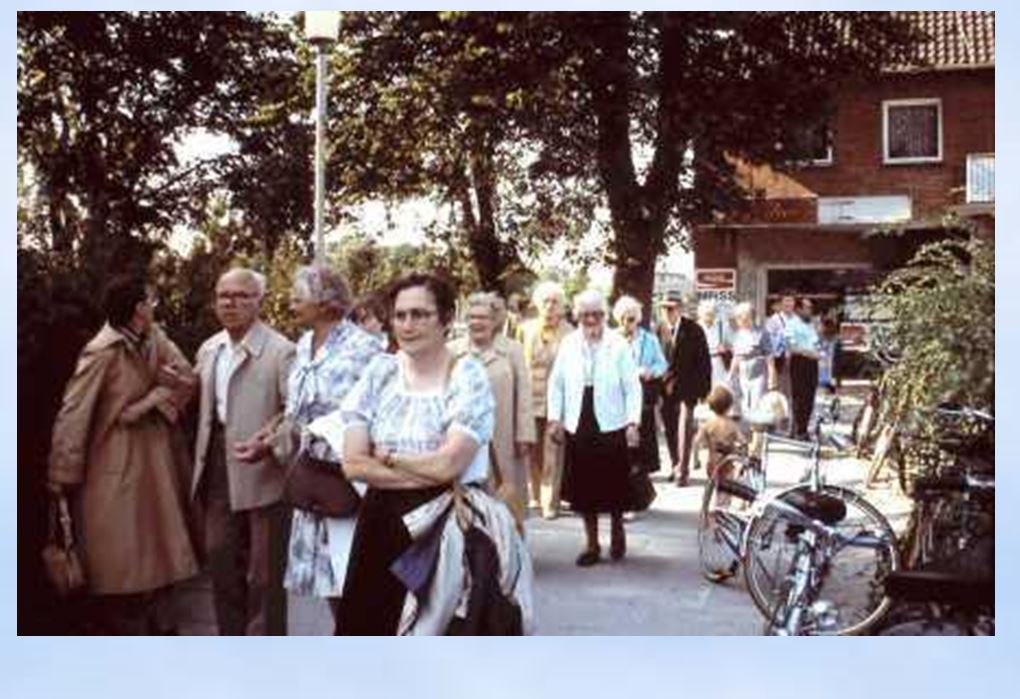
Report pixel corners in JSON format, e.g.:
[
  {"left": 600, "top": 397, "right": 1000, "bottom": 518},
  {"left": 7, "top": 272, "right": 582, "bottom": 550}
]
[{"left": 586, "top": 13, "right": 688, "bottom": 320}]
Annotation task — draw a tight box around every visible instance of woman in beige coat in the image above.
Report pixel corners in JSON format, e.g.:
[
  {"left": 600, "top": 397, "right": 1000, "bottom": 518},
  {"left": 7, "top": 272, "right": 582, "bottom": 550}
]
[
  {"left": 47, "top": 274, "right": 198, "bottom": 633},
  {"left": 516, "top": 281, "right": 573, "bottom": 518},
  {"left": 449, "top": 292, "right": 535, "bottom": 528}
]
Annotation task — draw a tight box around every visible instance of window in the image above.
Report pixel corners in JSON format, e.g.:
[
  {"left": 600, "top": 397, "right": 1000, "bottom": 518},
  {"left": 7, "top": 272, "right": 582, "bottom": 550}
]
[
  {"left": 883, "top": 98, "right": 942, "bottom": 164},
  {"left": 966, "top": 153, "right": 995, "bottom": 203},
  {"left": 784, "top": 122, "right": 833, "bottom": 165}
]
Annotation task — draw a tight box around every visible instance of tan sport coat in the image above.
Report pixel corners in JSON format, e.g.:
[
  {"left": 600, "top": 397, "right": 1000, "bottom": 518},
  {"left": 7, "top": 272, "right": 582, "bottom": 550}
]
[{"left": 192, "top": 321, "right": 295, "bottom": 511}]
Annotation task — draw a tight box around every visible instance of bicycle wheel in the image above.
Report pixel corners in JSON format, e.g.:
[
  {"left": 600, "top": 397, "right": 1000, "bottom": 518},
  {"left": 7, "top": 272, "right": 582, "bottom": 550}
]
[
  {"left": 697, "top": 476, "right": 746, "bottom": 582},
  {"left": 744, "top": 484, "right": 899, "bottom": 635}
]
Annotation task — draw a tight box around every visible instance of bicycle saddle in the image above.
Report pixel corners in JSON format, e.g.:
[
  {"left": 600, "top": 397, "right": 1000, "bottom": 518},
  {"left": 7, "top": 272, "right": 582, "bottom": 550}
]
[
  {"left": 885, "top": 569, "right": 994, "bottom": 607},
  {"left": 784, "top": 490, "right": 847, "bottom": 525}
]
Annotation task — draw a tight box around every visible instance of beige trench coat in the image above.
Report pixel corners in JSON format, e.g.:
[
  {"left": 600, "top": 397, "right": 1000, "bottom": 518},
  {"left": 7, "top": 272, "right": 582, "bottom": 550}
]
[
  {"left": 48, "top": 324, "right": 199, "bottom": 595},
  {"left": 449, "top": 336, "right": 535, "bottom": 517}
]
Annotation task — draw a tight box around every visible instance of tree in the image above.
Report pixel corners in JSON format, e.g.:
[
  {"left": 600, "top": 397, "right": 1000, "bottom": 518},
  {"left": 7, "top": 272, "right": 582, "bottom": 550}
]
[
  {"left": 325, "top": 12, "right": 919, "bottom": 310},
  {"left": 869, "top": 232, "right": 994, "bottom": 421},
  {"left": 526, "top": 12, "right": 919, "bottom": 308},
  {"left": 327, "top": 11, "right": 601, "bottom": 293}
]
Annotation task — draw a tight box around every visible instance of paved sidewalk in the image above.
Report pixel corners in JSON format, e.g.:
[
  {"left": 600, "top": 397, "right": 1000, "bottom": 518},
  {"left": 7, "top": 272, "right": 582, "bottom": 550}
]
[{"left": 176, "top": 386, "right": 910, "bottom": 635}]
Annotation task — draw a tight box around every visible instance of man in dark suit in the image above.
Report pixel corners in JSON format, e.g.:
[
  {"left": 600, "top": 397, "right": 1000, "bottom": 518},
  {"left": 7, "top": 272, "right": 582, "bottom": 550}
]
[{"left": 661, "top": 291, "right": 711, "bottom": 487}]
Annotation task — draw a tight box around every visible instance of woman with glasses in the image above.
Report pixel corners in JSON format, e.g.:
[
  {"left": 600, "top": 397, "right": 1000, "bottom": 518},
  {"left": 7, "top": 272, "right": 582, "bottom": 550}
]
[
  {"left": 449, "top": 292, "right": 535, "bottom": 530},
  {"left": 338, "top": 273, "right": 496, "bottom": 634},
  {"left": 547, "top": 289, "right": 642, "bottom": 566},
  {"left": 612, "top": 295, "right": 668, "bottom": 478}
]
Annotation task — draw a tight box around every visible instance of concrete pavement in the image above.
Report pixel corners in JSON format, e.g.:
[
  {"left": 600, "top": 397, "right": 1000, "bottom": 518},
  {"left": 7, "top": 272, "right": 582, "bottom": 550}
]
[{"left": 176, "top": 386, "right": 911, "bottom": 635}]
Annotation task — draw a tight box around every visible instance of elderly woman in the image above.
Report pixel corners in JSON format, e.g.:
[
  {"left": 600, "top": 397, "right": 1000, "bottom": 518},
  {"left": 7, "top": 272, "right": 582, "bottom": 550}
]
[
  {"left": 236, "top": 265, "right": 383, "bottom": 633},
  {"left": 339, "top": 273, "right": 496, "bottom": 635},
  {"left": 548, "top": 289, "right": 642, "bottom": 566},
  {"left": 612, "top": 295, "right": 668, "bottom": 476},
  {"left": 698, "top": 299, "right": 731, "bottom": 390},
  {"left": 727, "top": 301, "right": 778, "bottom": 419},
  {"left": 516, "top": 280, "right": 574, "bottom": 519},
  {"left": 449, "top": 292, "right": 535, "bottom": 529},
  {"left": 47, "top": 273, "right": 198, "bottom": 633}
]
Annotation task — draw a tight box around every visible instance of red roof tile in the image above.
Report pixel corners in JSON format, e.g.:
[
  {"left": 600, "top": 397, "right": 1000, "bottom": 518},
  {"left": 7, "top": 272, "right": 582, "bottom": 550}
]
[{"left": 896, "top": 10, "right": 995, "bottom": 69}]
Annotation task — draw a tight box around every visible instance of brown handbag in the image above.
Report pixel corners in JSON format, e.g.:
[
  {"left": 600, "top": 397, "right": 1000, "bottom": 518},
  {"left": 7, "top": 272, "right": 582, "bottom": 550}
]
[
  {"left": 278, "top": 419, "right": 361, "bottom": 518},
  {"left": 41, "top": 494, "right": 87, "bottom": 596}
]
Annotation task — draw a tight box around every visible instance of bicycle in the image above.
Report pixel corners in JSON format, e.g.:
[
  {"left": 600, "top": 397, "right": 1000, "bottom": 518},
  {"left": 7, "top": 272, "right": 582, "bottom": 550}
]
[
  {"left": 740, "top": 399, "right": 900, "bottom": 635},
  {"left": 872, "top": 467, "right": 994, "bottom": 635}
]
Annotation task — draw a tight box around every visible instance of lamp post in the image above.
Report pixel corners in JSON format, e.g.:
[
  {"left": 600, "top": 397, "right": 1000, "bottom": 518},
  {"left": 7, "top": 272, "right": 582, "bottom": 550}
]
[{"left": 305, "top": 10, "right": 341, "bottom": 264}]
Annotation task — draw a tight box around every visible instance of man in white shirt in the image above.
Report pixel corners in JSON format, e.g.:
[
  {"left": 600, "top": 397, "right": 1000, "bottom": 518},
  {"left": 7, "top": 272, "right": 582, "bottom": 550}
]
[
  {"left": 785, "top": 297, "right": 821, "bottom": 440},
  {"left": 192, "top": 268, "right": 294, "bottom": 635}
]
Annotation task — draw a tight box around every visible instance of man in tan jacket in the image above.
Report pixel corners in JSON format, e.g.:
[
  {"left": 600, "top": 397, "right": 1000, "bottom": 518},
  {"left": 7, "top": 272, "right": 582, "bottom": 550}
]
[{"left": 192, "top": 268, "right": 294, "bottom": 635}]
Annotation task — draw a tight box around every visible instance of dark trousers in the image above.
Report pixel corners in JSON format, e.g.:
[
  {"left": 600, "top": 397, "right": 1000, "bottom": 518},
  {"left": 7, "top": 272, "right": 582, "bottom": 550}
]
[
  {"left": 661, "top": 396, "right": 696, "bottom": 480},
  {"left": 202, "top": 424, "right": 291, "bottom": 636},
  {"left": 661, "top": 396, "right": 680, "bottom": 467},
  {"left": 789, "top": 355, "right": 819, "bottom": 439},
  {"left": 80, "top": 587, "right": 175, "bottom": 635}
]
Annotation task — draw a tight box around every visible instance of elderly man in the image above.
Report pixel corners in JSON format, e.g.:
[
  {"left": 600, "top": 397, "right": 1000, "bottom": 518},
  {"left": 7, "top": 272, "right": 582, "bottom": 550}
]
[
  {"left": 661, "top": 291, "right": 711, "bottom": 487},
  {"left": 192, "top": 268, "right": 295, "bottom": 635}
]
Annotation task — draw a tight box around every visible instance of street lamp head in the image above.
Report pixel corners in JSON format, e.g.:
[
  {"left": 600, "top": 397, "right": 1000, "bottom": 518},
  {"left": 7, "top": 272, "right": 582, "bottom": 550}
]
[{"left": 305, "top": 10, "right": 341, "bottom": 44}]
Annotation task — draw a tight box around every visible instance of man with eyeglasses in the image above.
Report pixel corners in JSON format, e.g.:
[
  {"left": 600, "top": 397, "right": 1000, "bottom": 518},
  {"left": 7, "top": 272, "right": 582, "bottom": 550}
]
[{"left": 191, "top": 267, "right": 295, "bottom": 635}]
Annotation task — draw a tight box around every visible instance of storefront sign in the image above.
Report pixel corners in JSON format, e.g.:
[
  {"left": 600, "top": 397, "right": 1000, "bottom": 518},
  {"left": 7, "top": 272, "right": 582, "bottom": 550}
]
[{"left": 695, "top": 268, "right": 737, "bottom": 292}]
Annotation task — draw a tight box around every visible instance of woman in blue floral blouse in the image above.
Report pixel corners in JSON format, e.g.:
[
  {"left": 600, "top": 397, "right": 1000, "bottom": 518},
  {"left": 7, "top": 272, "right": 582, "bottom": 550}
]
[{"left": 255, "top": 265, "right": 383, "bottom": 633}]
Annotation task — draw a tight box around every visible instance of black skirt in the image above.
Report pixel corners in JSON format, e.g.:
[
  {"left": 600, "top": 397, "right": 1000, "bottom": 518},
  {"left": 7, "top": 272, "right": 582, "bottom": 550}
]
[
  {"left": 340, "top": 484, "right": 447, "bottom": 636},
  {"left": 630, "top": 381, "right": 661, "bottom": 474},
  {"left": 562, "top": 387, "right": 631, "bottom": 514}
]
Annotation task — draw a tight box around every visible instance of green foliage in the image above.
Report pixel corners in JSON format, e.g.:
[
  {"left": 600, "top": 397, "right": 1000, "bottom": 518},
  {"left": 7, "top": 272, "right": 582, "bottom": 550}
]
[{"left": 869, "top": 234, "right": 994, "bottom": 421}]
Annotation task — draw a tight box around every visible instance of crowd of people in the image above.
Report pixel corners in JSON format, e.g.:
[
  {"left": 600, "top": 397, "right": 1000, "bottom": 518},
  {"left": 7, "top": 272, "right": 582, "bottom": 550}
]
[{"left": 45, "top": 264, "right": 837, "bottom": 635}]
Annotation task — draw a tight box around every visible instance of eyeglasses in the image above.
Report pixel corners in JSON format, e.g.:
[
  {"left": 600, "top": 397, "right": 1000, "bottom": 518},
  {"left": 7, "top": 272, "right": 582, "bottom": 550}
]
[
  {"left": 392, "top": 308, "right": 438, "bottom": 324},
  {"left": 217, "top": 290, "right": 257, "bottom": 302},
  {"left": 578, "top": 310, "right": 605, "bottom": 320}
]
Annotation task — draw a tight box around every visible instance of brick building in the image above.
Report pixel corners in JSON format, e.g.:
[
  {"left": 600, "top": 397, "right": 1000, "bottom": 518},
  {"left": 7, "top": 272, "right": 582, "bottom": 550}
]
[{"left": 691, "top": 11, "right": 994, "bottom": 348}]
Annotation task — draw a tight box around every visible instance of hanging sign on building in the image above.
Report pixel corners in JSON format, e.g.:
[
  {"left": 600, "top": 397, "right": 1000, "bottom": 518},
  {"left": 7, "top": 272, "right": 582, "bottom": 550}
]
[
  {"left": 695, "top": 268, "right": 737, "bottom": 304},
  {"left": 695, "top": 268, "right": 736, "bottom": 291}
]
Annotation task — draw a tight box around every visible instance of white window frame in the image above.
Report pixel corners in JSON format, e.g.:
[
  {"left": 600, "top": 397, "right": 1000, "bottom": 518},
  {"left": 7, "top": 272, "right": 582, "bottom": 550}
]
[{"left": 882, "top": 98, "right": 943, "bottom": 165}]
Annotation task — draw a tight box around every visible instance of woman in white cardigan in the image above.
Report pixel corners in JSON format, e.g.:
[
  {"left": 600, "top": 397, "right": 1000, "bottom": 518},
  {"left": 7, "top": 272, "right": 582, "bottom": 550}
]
[{"left": 547, "top": 289, "right": 642, "bottom": 566}]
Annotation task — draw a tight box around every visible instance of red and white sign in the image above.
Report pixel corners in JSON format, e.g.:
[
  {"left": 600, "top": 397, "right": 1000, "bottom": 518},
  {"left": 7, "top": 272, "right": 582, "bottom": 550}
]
[{"left": 695, "top": 268, "right": 737, "bottom": 292}]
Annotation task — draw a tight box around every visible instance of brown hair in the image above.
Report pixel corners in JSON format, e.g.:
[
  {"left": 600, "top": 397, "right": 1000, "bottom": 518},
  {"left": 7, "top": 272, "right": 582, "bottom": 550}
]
[{"left": 706, "top": 385, "right": 734, "bottom": 416}]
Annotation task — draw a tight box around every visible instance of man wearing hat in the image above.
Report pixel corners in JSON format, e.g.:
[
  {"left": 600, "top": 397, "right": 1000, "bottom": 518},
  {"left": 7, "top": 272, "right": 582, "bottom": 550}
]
[{"left": 659, "top": 291, "right": 711, "bottom": 486}]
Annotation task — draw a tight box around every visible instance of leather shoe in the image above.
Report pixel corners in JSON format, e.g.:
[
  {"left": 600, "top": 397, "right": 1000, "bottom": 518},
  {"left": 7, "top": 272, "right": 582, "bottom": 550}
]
[{"left": 575, "top": 548, "right": 601, "bottom": 567}]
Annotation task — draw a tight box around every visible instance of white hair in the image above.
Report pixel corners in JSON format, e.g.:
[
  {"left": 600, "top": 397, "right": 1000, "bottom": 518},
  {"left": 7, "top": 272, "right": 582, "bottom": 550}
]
[
  {"left": 732, "top": 301, "right": 754, "bottom": 322},
  {"left": 466, "top": 291, "right": 500, "bottom": 315},
  {"left": 612, "top": 295, "right": 643, "bottom": 323},
  {"left": 293, "top": 264, "right": 352, "bottom": 317},
  {"left": 572, "top": 288, "right": 608, "bottom": 315},
  {"left": 531, "top": 281, "right": 566, "bottom": 308},
  {"left": 220, "top": 267, "right": 267, "bottom": 299}
]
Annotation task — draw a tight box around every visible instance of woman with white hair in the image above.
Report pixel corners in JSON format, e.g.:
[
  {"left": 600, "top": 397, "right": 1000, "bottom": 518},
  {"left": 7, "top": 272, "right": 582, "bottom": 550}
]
[
  {"left": 612, "top": 295, "right": 668, "bottom": 477},
  {"left": 697, "top": 299, "right": 731, "bottom": 390},
  {"left": 516, "top": 280, "right": 573, "bottom": 519},
  {"left": 547, "top": 289, "right": 642, "bottom": 565},
  {"left": 727, "top": 301, "right": 777, "bottom": 418},
  {"left": 237, "top": 264, "right": 383, "bottom": 633},
  {"left": 449, "top": 292, "right": 535, "bottom": 529}
]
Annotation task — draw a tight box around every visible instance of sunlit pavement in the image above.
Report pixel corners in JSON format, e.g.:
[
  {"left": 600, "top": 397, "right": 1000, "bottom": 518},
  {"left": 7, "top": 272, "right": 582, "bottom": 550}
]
[{"left": 175, "top": 383, "right": 911, "bottom": 635}]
